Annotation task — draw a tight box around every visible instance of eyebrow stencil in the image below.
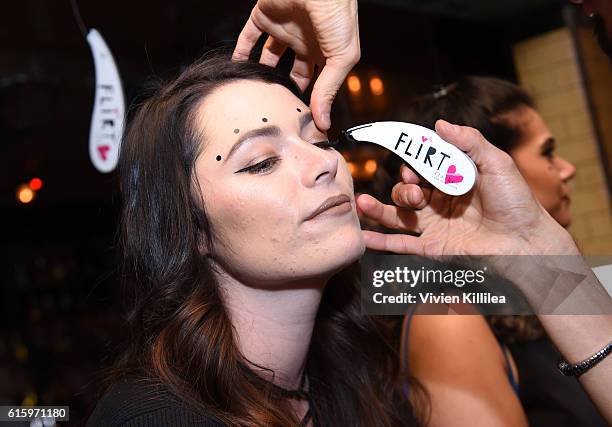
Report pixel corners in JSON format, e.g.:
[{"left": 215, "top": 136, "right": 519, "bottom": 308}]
[{"left": 343, "top": 121, "right": 477, "bottom": 196}]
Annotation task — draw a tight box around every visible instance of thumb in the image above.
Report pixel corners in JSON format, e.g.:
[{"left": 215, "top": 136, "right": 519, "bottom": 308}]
[
  {"left": 435, "top": 119, "right": 513, "bottom": 174},
  {"left": 310, "top": 59, "right": 354, "bottom": 131}
]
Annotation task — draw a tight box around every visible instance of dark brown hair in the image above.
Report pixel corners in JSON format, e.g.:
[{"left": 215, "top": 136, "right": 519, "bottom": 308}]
[
  {"left": 402, "top": 76, "right": 535, "bottom": 153},
  {"left": 101, "top": 54, "right": 422, "bottom": 426}
]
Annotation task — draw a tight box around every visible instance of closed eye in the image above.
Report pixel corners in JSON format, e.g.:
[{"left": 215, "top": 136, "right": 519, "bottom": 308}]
[
  {"left": 235, "top": 156, "right": 281, "bottom": 174},
  {"left": 235, "top": 140, "right": 340, "bottom": 175}
]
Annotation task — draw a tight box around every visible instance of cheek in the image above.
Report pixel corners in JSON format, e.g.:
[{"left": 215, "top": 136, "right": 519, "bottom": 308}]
[
  {"left": 338, "top": 156, "right": 355, "bottom": 189},
  {"left": 516, "top": 156, "right": 558, "bottom": 190},
  {"left": 516, "top": 158, "right": 564, "bottom": 212},
  {"left": 205, "top": 179, "right": 300, "bottom": 244}
]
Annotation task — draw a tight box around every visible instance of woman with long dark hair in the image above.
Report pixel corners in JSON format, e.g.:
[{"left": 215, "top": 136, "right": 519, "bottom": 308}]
[{"left": 87, "top": 55, "right": 423, "bottom": 427}]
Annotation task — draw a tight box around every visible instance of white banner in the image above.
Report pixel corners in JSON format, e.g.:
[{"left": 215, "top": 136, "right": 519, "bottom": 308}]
[
  {"left": 86, "top": 29, "right": 125, "bottom": 173},
  {"left": 345, "top": 121, "right": 477, "bottom": 196}
]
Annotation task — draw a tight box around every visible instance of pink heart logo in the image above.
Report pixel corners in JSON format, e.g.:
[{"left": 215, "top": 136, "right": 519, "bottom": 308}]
[
  {"left": 422, "top": 136, "right": 431, "bottom": 143},
  {"left": 445, "top": 165, "right": 464, "bottom": 184},
  {"left": 98, "top": 145, "right": 110, "bottom": 161}
]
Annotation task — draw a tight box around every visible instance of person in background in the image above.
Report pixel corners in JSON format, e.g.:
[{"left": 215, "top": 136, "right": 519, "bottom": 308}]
[{"left": 370, "top": 76, "right": 608, "bottom": 427}]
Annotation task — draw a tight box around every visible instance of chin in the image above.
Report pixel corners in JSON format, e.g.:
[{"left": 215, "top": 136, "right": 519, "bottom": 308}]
[
  {"left": 320, "top": 234, "right": 366, "bottom": 275},
  {"left": 555, "top": 212, "right": 571, "bottom": 229}
]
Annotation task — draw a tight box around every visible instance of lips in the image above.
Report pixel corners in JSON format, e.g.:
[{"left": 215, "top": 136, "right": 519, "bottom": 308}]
[{"left": 304, "top": 194, "right": 351, "bottom": 221}]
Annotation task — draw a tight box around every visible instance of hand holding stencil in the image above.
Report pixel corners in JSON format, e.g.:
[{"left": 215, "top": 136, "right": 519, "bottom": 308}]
[
  {"left": 353, "top": 120, "right": 573, "bottom": 258},
  {"left": 343, "top": 121, "right": 477, "bottom": 196}
]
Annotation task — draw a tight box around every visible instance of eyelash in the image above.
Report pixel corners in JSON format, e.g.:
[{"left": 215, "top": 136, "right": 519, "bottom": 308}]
[
  {"left": 543, "top": 147, "right": 555, "bottom": 158},
  {"left": 236, "top": 140, "right": 341, "bottom": 175},
  {"left": 314, "top": 139, "right": 341, "bottom": 150}
]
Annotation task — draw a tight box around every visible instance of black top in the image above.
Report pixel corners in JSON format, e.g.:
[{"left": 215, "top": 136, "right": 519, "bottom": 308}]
[
  {"left": 508, "top": 338, "right": 608, "bottom": 427},
  {"left": 87, "top": 376, "right": 224, "bottom": 427}
]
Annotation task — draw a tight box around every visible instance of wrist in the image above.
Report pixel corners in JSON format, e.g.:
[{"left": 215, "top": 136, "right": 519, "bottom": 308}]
[{"left": 520, "top": 209, "right": 581, "bottom": 256}]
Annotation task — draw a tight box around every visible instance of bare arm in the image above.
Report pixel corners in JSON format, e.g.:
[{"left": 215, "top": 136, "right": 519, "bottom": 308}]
[{"left": 406, "top": 315, "right": 528, "bottom": 427}]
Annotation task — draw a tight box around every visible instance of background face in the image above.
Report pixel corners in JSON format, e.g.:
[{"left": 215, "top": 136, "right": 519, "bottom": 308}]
[
  {"left": 509, "top": 107, "right": 576, "bottom": 227},
  {"left": 194, "top": 80, "right": 365, "bottom": 288}
]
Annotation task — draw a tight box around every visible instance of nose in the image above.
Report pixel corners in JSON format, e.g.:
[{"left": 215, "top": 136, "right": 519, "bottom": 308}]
[
  {"left": 298, "top": 142, "right": 339, "bottom": 187},
  {"left": 556, "top": 155, "right": 576, "bottom": 183}
]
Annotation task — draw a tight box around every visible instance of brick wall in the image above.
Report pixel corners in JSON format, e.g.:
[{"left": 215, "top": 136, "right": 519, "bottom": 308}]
[{"left": 513, "top": 28, "right": 612, "bottom": 255}]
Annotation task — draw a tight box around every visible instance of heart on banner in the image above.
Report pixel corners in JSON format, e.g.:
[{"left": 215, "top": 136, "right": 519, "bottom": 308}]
[
  {"left": 445, "top": 165, "right": 464, "bottom": 184},
  {"left": 98, "top": 145, "right": 110, "bottom": 161}
]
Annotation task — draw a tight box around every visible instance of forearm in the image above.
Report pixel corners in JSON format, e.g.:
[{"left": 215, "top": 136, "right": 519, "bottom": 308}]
[
  {"left": 495, "top": 231, "right": 612, "bottom": 422},
  {"left": 538, "top": 314, "right": 612, "bottom": 422}
]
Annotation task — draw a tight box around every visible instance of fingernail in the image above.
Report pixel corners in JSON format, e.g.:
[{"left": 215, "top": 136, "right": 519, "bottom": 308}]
[
  {"left": 440, "top": 120, "right": 458, "bottom": 135},
  {"left": 320, "top": 112, "right": 331, "bottom": 130}
]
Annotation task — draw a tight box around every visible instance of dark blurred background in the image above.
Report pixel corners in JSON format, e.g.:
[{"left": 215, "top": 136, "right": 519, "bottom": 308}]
[{"left": 2, "top": 0, "right": 610, "bottom": 425}]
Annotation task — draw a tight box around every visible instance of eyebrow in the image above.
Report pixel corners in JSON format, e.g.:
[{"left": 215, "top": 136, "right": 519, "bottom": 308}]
[{"left": 225, "top": 112, "right": 314, "bottom": 162}]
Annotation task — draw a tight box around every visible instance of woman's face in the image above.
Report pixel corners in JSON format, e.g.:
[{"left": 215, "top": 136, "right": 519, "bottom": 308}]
[
  {"left": 507, "top": 107, "right": 576, "bottom": 227},
  {"left": 194, "top": 80, "right": 365, "bottom": 288}
]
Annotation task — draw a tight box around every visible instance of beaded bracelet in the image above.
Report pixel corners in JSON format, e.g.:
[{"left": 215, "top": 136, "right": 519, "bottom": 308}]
[{"left": 558, "top": 341, "right": 612, "bottom": 377}]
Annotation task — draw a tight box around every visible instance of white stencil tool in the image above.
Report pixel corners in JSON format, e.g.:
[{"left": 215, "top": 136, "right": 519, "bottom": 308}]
[{"left": 344, "top": 121, "right": 477, "bottom": 196}]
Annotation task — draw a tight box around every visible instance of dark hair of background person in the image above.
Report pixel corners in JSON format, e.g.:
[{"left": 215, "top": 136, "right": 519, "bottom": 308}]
[
  {"left": 370, "top": 76, "right": 546, "bottom": 343},
  {"left": 96, "top": 53, "right": 427, "bottom": 427}
]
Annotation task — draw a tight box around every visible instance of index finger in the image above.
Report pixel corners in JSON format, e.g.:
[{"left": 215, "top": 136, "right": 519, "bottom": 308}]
[
  {"left": 233, "top": 13, "right": 263, "bottom": 61},
  {"left": 356, "top": 193, "right": 421, "bottom": 233}
]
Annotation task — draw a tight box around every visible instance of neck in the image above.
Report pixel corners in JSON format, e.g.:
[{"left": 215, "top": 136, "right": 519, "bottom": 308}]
[{"left": 217, "top": 272, "right": 325, "bottom": 390}]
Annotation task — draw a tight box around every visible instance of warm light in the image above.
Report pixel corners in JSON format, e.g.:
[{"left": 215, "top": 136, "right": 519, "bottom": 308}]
[
  {"left": 347, "top": 75, "right": 361, "bottom": 94},
  {"left": 369, "top": 77, "right": 384, "bottom": 96},
  {"left": 347, "top": 161, "right": 356, "bottom": 175},
  {"left": 21, "top": 391, "right": 37, "bottom": 407},
  {"left": 364, "top": 159, "right": 378, "bottom": 175},
  {"left": 30, "top": 177, "right": 43, "bottom": 191},
  {"left": 15, "top": 343, "right": 28, "bottom": 362},
  {"left": 17, "top": 185, "right": 35, "bottom": 204}
]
